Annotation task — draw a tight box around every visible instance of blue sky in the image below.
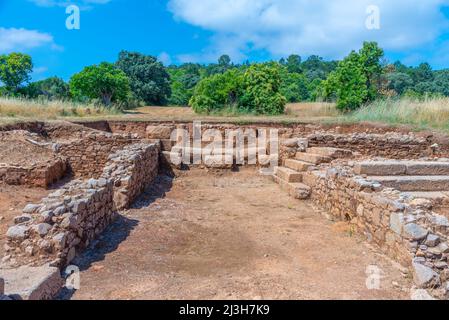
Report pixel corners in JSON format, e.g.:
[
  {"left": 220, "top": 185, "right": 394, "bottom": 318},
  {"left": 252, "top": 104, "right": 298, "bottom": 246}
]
[{"left": 1, "top": 0, "right": 449, "bottom": 81}]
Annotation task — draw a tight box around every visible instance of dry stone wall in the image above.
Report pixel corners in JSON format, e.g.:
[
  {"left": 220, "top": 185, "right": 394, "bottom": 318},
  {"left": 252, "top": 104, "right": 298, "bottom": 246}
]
[
  {"left": 94, "top": 121, "right": 445, "bottom": 160},
  {"left": 307, "top": 132, "right": 432, "bottom": 159},
  {"left": 102, "top": 142, "right": 160, "bottom": 210},
  {"left": 3, "top": 141, "right": 161, "bottom": 269},
  {"left": 56, "top": 131, "right": 140, "bottom": 178},
  {"left": 0, "top": 159, "right": 66, "bottom": 188},
  {"left": 4, "top": 178, "right": 115, "bottom": 267},
  {"left": 304, "top": 167, "right": 449, "bottom": 298}
]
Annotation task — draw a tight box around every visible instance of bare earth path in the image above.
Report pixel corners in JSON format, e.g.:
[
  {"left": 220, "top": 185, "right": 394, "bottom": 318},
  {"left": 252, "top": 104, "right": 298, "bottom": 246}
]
[{"left": 68, "top": 168, "right": 411, "bottom": 300}]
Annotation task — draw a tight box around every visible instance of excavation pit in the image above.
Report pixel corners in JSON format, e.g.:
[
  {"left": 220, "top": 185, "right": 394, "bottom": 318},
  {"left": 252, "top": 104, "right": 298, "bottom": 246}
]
[{"left": 1, "top": 120, "right": 449, "bottom": 300}]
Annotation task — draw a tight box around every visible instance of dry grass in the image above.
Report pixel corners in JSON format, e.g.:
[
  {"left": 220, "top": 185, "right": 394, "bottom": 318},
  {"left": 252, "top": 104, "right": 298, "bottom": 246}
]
[
  {"left": 0, "top": 98, "right": 341, "bottom": 125},
  {"left": 0, "top": 97, "right": 121, "bottom": 122},
  {"left": 285, "top": 102, "right": 340, "bottom": 118},
  {"left": 119, "top": 102, "right": 340, "bottom": 123},
  {"left": 348, "top": 97, "right": 449, "bottom": 132}
]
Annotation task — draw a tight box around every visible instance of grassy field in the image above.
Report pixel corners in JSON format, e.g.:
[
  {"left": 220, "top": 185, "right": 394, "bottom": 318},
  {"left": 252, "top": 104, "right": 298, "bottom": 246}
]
[
  {"left": 0, "top": 97, "right": 122, "bottom": 124},
  {"left": 0, "top": 98, "right": 340, "bottom": 125},
  {"left": 3, "top": 96, "right": 449, "bottom": 133},
  {"left": 347, "top": 97, "right": 449, "bottom": 132}
]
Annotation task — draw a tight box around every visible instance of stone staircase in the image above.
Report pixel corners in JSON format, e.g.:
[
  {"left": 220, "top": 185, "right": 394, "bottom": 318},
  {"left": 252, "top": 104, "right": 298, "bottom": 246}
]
[
  {"left": 272, "top": 147, "right": 353, "bottom": 199},
  {"left": 356, "top": 161, "right": 449, "bottom": 194}
]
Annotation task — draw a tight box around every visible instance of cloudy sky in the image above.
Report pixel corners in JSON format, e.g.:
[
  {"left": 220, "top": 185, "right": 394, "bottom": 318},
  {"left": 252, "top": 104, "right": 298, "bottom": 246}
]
[{"left": 1, "top": 0, "right": 449, "bottom": 80}]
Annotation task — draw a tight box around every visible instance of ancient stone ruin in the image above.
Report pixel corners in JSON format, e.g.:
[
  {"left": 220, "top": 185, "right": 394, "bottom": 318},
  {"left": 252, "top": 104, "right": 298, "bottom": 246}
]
[{"left": 1, "top": 120, "right": 449, "bottom": 300}]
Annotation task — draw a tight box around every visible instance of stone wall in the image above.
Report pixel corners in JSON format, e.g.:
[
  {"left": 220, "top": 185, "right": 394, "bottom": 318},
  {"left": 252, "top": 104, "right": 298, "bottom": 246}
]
[
  {"left": 4, "top": 178, "right": 115, "bottom": 268},
  {"left": 3, "top": 141, "right": 161, "bottom": 269},
  {"left": 307, "top": 132, "right": 432, "bottom": 159},
  {"left": 0, "top": 159, "right": 66, "bottom": 188},
  {"left": 101, "top": 142, "right": 160, "bottom": 210},
  {"left": 56, "top": 131, "right": 140, "bottom": 179},
  {"left": 90, "top": 121, "right": 444, "bottom": 160},
  {"left": 304, "top": 167, "right": 449, "bottom": 298}
]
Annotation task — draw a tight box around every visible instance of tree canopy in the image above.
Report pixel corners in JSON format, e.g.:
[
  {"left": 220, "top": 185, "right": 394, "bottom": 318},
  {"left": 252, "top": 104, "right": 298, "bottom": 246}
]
[
  {"left": 69, "top": 62, "right": 131, "bottom": 106},
  {"left": 22, "top": 77, "right": 70, "bottom": 100},
  {"left": 116, "top": 51, "right": 171, "bottom": 105},
  {"left": 0, "top": 53, "right": 33, "bottom": 94},
  {"left": 322, "top": 42, "right": 384, "bottom": 110},
  {"left": 190, "top": 62, "right": 286, "bottom": 115}
]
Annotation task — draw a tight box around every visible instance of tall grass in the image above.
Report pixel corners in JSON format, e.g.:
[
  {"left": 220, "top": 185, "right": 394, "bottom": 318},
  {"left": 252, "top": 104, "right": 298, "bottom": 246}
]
[
  {"left": 348, "top": 97, "right": 449, "bottom": 131},
  {"left": 285, "top": 102, "right": 340, "bottom": 118},
  {"left": 0, "top": 97, "right": 123, "bottom": 120}
]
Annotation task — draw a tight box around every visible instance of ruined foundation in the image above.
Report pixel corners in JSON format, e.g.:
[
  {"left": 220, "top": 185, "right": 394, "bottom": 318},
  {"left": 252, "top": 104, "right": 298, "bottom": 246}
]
[{"left": 1, "top": 120, "right": 449, "bottom": 299}]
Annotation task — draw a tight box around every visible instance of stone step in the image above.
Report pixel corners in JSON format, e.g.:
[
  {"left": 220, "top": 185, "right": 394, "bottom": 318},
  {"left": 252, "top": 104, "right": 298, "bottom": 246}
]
[
  {"left": 284, "top": 159, "right": 313, "bottom": 172},
  {"left": 272, "top": 175, "right": 311, "bottom": 199},
  {"left": 173, "top": 146, "right": 264, "bottom": 157},
  {"left": 369, "top": 176, "right": 449, "bottom": 192},
  {"left": 274, "top": 166, "right": 303, "bottom": 183},
  {"left": 402, "top": 191, "right": 449, "bottom": 200},
  {"left": 295, "top": 152, "right": 332, "bottom": 165},
  {"left": 355, "top": 161, "right": 449, "bottom": 176},
  {"left": 0, "top": 264, "right": 63, "bottom": 300},
  {"left": 307, "top": 147, "right": 353, "bottom": 158}
]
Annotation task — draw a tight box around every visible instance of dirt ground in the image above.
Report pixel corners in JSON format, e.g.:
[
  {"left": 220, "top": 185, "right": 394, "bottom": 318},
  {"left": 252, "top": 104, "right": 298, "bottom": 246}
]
[
  {"left": 0, "top": 185, "right": 51, "bottom": 256},
  {"left": 66, "top": 168, "right": 412, "bottom": 300}
]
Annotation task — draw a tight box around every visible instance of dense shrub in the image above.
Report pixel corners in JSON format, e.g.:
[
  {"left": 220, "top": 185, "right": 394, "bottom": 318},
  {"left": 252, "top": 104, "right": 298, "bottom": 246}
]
[
  {"left": 0, "top": 53, "right": 33, "bottom": 94},
  {"left": 70, "top": 62, "right": 131, "bottom": 106},
  {"left": 168, "top": 63, "right": 202, "bottom": 106},
  {"left": 239, "top": 63, "right": 286, "bottom": 115},
  {"left": 21, "top": 77, "right": 70, "bottom": 100},
  {"left": 321, "top": 42, "right": 384, "bottom": 111},
  {"left": 190, "top": 63, "right": 286, "bottom": 115},
  {"left": 189, "top": 69, "right": 243, "bottom": 113},
  {"left": 116, "top": 51, "right": 171, "bottom": 105}
]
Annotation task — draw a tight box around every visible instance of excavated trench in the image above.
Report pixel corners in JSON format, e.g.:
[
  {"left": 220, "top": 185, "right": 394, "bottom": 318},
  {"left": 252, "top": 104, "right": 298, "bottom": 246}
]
[{"left": 1, "top": 120, "right": 449, "bottom": 300}]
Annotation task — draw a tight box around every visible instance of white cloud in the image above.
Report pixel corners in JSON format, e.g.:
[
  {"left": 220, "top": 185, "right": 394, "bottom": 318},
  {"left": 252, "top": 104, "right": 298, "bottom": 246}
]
[
  {"left": 168, "top": 0, "right": 449, "bottom": 62},
  {"left": 158, "top": 52, "right": 172, "bottom": 65},
  {"left": 0, "top": 28, "right": 60, "bottom": 53}
]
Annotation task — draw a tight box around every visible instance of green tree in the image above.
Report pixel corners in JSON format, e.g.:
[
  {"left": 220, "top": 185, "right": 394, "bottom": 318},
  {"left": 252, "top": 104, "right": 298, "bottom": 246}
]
[
  {"left": 0, "top": 53, "right": 33, "bottom": 94},
  {"left": 206, "top": 55, "right": 235, "bottom": 76},
  {"left": 301, "top": 55, "right": 337, "bottom": 81},
  {"left": 189, "top": 69, "right": 243, "bottom": 113},
  {"left": 70, "top": 62, "right": 130, "bottom": 106},
  {"left": 116, "top": 51, "right": 171, "bottom": 105},
  {"left": 386, "top": 72, "right": 414, "bottom": 95},
  {"left": 322, "top": 42, "right": 384, "bottom": 110},
  {"left": 286, "top": 54, "right": 302, "bottom": 74},
  {"left": 22, "top": 77, "right": 70, "bottom": 100},
  {"left": 279, "top": 67, "right": 309, "bottom": 102},
  {"left": 218, "top": 54, "right": 231, "bottom": 68},
  {"left": 358, "top": 41, "right": 384, "bottom": 100},
  {"left": 412, "top": 63, "right": 434, "bottom": 84},
  {"left": 433, "top": 70, "right": 449, "bottom": 96},
  {"left": 323, "top": 52, "right": 368, "bottom": 110},
  {"left": 239, "top": 62, "right": 287, "bottom": 115},
  {"left": 189, "top": 62, "right": 286, "bottom": 115},
  {"left": 168, "top": 63, "right": 201, "bottom": 105}
]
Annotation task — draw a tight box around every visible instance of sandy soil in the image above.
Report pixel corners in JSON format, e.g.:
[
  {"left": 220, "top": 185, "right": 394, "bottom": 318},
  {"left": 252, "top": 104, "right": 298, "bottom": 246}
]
[
  {"left": 67, "top": 168, "right": 412, "bottom": 300},
  {"left": 0, "top": 140, "right": 55, "bottom": 166},
  {"left": 0, "top": 184, "right": 51, "bottom": 256}
]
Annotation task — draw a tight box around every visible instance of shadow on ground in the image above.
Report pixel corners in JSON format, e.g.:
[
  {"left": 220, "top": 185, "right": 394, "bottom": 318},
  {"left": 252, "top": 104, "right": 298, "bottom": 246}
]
[
  {"left": 131, "top": 174, "right": 174, "bottom": 209},
  {"left": 58, "top": 174, "right": 174, "bottom": 300}
]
